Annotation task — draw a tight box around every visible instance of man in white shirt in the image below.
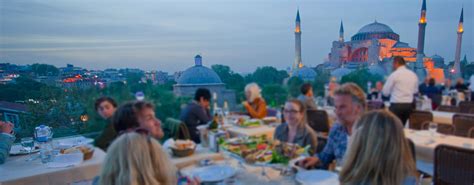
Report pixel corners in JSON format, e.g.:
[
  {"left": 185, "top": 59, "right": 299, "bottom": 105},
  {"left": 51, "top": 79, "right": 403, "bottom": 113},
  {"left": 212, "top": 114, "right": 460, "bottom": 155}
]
[{"left": 382, "top": 56, "right": 419, "bottom": 125}]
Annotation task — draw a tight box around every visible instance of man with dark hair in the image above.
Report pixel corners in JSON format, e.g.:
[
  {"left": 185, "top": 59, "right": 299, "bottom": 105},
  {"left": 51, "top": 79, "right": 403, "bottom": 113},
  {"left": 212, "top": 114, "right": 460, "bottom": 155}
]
[
  {"left": 297, "top": 83, "right": 318, "bottom": 110},
  {"left": 180, "top": 88, "right": 212, "bottom": 143},
  {"left": 94, "top": 96, "right": 118, "bottom": 151},
  {"left": 383, "top": 56, "right": 419, "bottom": 125},
  {"left": 112, "top": 101, "right": 164, "bottom": 139}
]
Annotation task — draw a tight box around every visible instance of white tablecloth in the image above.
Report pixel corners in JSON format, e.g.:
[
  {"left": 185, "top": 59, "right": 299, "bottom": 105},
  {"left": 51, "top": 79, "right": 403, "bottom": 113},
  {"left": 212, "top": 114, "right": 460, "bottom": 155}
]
[
  {"left": 405, "top": 129, "right": 474, "bottom": 175},
  {"left": 431, "top": 111, "right": 455, "bottom": 125},
  {"left": 226, "top": 125, "right": 276, "bottom": 139},
  {"left": 0, "top": 146, "right": 105, "bottom": 185},
  {"left": 170, "top": 145, "right": 223, "bottom": 169}
]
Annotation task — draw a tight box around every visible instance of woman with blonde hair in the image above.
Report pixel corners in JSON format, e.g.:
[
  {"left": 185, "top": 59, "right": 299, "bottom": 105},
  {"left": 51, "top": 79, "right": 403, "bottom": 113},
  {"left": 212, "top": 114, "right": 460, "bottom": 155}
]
[
  {"left": 243, "top": 83, "right": 267, "bottom": 119},
  {"left": 339, "top": 110, "right": 417, "bottom": 185},
  {"left": 97, "top": 131, "right": 178, "bottom": 185}
]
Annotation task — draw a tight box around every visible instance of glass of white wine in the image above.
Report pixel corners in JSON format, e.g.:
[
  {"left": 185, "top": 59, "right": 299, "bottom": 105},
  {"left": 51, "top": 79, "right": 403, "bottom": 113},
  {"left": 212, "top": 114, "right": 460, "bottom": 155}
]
[
  {"left": 21, "top": 137, "right": 34, "bottom": 161},
  {"left": 428, "top": 122, "right": 438, "bottom": 137}
]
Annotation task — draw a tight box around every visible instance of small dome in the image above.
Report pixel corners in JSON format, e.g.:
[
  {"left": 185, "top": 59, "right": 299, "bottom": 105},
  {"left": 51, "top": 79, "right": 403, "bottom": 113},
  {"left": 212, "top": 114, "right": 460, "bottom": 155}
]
[
  {"left": 294, "top": 66, "right": 317, "bottom": 81},
  {"left": 431, "top": 54, "right": 444, "bottom": 59},
  {"left": 177, "top": 56, "right": 223, "bottom": 85},
  {"left": 357, "top": 21, "right": 394, "bottom": 34},
  {"left": 331, "top": 67, "right": 353, "bottom": 81},
  {"left": 368, "top": 64, "right": 387, "bottom": 77}
]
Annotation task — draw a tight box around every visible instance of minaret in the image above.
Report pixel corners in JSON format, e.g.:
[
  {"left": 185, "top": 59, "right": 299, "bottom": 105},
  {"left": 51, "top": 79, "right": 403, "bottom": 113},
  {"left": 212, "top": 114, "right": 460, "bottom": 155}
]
[
  {"left": 453, "top": 7, "right": 464, "bottom": 79},
  {"left": 292, "top": 9, "right": 302, "bottom": 75},
  {"left": 339, "top": 20, "right": 344, "bottom": 42},
  {"left": 414, "top": 0, "right": 427, "bottom": 82}
]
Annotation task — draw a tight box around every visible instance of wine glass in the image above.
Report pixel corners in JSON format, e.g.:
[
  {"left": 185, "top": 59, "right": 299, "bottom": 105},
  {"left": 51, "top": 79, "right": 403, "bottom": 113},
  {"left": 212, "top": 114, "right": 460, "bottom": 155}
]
[
  {"left": 21, "top": 137, "right": 34, "bottom": 161},
  {"left": 428, "top": 122, "right": 438, "bottom": 137}
]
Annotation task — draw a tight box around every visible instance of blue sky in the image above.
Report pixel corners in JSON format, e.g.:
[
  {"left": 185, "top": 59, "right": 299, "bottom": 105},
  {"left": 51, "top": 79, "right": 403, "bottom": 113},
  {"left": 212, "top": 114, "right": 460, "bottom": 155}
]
[{"left": 0, "top": 0, "right": 472, "bottom": 73}]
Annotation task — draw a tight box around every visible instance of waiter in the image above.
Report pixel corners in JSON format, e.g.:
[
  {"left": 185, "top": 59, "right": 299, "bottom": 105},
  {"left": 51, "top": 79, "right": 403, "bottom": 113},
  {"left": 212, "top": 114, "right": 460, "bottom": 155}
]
[{"left": 382, "top": 56, "right": 419, "bottom": 125}]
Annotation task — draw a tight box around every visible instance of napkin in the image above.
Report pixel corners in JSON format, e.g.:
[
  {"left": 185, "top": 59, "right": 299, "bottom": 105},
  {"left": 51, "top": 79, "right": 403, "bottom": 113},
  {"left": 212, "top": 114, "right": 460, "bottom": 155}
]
[{"left": 47, "top": 153, "right": 83, "bottom": 168}]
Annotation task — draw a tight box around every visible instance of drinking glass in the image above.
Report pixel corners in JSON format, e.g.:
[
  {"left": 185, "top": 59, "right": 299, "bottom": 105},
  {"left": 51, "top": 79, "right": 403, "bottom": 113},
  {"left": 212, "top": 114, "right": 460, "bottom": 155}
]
[
  {"left": 21, "top": 137, "right": 34, "bottom": 161},
  {"left": 428, "top": 122, "right": 438, "bottom": 137}
]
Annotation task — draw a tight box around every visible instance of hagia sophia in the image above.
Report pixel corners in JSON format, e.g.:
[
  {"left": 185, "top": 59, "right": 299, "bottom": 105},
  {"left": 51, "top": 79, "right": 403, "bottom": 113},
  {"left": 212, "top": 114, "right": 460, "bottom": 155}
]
[{"left": 290, "top": 0, "right": 467, "bottom": 83}]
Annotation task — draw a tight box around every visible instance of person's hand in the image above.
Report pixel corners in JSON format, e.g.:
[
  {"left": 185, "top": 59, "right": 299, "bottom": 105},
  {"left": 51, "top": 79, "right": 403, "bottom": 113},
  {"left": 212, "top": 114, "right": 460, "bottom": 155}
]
[
  {"left": 185, "top": 176, "right": 200, "bottom": 185},
  {"left": 296, "top": 156, "right": 319, "bottom": 169},
  {"left": 0, "top": 121, "right": 14, "bottom": 134},
  {"left": 242, "top": 101, "right": 249, "bottom": 108}
]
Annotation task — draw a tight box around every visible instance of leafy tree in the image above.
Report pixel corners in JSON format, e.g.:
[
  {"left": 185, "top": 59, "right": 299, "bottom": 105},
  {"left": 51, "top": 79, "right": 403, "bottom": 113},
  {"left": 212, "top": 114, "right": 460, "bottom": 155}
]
[
  {"left": 340, "top": 69, "right": 383, "bottom": 93},
  {"left": 0, "top": 76, "right": 55, "bottom": 102},
  {"left": 211, "top": 64, "right": 245, "bottom": 92},
  {"left": 287, "top": 77, "right": 304, "bottom": 98},
  {"left": 262, "top": 84, "right": 288, "bottom": 107},
  {"left": 30, "top": 63, "right": 59, "bottom": 76},
  {"left": 247, "top": 66, "right": 288, "bottom": 86},
  {"left": 312, "top": 69, "right": 331, "bottom": 97}
]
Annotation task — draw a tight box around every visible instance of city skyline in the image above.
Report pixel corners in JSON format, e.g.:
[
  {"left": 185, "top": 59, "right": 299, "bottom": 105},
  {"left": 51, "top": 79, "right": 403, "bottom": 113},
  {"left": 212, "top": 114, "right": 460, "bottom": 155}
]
[{"left": 1, "top": 0, "right": 473, "bottom": 73}]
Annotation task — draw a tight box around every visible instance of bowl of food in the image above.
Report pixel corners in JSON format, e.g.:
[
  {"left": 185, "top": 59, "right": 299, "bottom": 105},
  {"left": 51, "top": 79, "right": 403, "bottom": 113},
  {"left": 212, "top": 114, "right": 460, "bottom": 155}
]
[
  {"left": 60, "top": 145, "right": 95, "bottom": 160},
  {"left": 170, "top": 140, "right": 196, "bottom": 157}
]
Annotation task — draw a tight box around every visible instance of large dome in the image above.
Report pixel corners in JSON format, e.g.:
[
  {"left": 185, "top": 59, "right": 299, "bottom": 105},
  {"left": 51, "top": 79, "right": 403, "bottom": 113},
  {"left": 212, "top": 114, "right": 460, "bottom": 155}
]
[
  {"left": 176, "top": 55, "right": 223, "bottom": 85},
  {"left": 351, "top": 21, "right": 399, "bottom": 41},
  {"left": 357, "top": 22, "right": 394, "bottom": 34},
  {"left": 294, "top": 66, "right": 317, "bottom": 81}
]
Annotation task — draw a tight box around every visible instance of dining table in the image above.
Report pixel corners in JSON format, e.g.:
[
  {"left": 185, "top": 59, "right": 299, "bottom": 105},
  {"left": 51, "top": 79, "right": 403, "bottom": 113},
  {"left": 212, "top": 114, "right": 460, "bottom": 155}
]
[
  {"left": 0, "top": 136, "right": 105, "bottom": 185},
  {"left": 180, "top": 153, "right": 339, "bottom": 185},
  {"left": 404, "top": 129, "right": 474, "bottom": 176}
]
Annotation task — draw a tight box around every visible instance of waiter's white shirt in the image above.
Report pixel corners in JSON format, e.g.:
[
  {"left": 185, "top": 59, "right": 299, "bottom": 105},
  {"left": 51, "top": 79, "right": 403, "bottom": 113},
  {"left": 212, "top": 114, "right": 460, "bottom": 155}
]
[{"left": 382, "top": 65, "right": 419, "bottom": 103}]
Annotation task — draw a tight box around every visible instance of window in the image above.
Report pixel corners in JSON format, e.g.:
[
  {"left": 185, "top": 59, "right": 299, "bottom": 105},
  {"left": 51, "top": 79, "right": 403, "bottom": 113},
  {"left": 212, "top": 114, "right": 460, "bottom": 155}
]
[{"left": 4, "top": 112, "right": 20, "bottom": 128}]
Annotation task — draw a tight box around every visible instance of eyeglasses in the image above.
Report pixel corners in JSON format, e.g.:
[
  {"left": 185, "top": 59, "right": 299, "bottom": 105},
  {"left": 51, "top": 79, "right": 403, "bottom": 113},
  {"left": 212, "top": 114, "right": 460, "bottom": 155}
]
[{"left": 283, "top": 109, "right": 302, "bottom": 114}]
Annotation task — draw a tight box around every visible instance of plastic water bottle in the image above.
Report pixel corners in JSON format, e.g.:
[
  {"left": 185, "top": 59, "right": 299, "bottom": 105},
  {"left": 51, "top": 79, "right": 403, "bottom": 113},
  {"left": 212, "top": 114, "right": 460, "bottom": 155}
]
[
  {"left": 35, "top": 125, "right": 53, "bottom": 164},
  {"left": 39, "top": 142, "right": 53, "bottom": 164}
]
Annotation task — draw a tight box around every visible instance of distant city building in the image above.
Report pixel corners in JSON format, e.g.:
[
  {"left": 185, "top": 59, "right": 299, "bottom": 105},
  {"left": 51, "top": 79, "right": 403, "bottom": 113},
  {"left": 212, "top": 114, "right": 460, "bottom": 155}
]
[{"left": 173, "top": 55, "right": 236, "bottom": 108}]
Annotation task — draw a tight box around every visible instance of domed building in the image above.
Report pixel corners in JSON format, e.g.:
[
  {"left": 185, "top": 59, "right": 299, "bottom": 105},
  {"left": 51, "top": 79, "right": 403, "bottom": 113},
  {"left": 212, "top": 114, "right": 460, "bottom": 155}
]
[
  {"left": 173, "top": 55, "right": 236, "bottom": 108},
  {"left": 330, "top": 67, "right": 353, "bottom": 81},
  {"left": 368, "top": 64, "right": 387, "bottom": 77},
  {"left": 327, "top": 21, "right": 417, "bottom": 79},
  {"left": 293, "top": 65, "right": 317, "bottom": 81}
]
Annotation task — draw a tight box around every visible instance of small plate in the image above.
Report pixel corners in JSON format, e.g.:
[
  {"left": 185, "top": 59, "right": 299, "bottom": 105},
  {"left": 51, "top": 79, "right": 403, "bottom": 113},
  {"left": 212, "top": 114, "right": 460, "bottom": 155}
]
[
  {"left": 9, "top": 145, "right": 40, "bottom": 156},
  {"left": 296, "top": 170, "right": 339, "bottom": 185},
  {"left": 191, "top": 165, "right": 236, "bottom": 182}
]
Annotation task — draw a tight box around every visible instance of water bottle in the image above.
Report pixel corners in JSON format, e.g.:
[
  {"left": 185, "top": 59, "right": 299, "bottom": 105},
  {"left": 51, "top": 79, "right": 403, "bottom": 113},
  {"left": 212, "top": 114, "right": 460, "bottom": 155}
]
[
  {"left": 39, "top": 141, "right": 53, "bottom": 164},
  {"left": 35, "top": 125, "right": 53, "bottom": 164}
]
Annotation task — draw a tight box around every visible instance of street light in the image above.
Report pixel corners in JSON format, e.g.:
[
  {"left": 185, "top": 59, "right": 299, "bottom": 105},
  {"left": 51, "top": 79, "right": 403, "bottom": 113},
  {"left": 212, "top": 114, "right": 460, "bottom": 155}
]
[{"left": 80, "top": 112, "right": 89, "bottom": 122}]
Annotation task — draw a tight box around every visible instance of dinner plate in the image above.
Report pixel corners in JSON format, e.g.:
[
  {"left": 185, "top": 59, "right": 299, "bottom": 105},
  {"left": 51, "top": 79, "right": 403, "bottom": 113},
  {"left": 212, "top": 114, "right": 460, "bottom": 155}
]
[
  {"left": 191, "top": 165, "right": 236, "bottom": 182},
  {"left": 9, "top": 145, "right": 39, "bottom": 156},
  {"left": 296, "top": 170, "right": 339, "bottom": 185}
]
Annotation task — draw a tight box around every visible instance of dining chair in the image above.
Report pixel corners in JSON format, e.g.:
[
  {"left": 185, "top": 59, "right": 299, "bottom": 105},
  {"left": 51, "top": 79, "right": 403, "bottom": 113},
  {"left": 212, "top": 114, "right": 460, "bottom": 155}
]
[
  {"left": 453, "top": 114, "right": 474, "bottom": 137},
  {"left": 436, "top": 105, "right": 459, "bottom": 113},
  {"left": 433, "top": 145, "right": 474, "bottom": 185},
  {"left": 468, "top": 127, "right": 474, "bottom": 139},
  {"left": 459, "top": 101, "right": 474, "bottom": 114},
  {"left": 367, "top": 100, "right": 384, "bottom": 111},
  {"left": 408, "top": 110, "right": 433, "bottom": 130},
  {"left": 306, "top": 110, "right": 330, "bottom": 133},
  {"left": 266, "top": 107, "right": 278, "bottom": 117},
  {"left": 421, "top": 122, "right": 456, "bottom": 135}
]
